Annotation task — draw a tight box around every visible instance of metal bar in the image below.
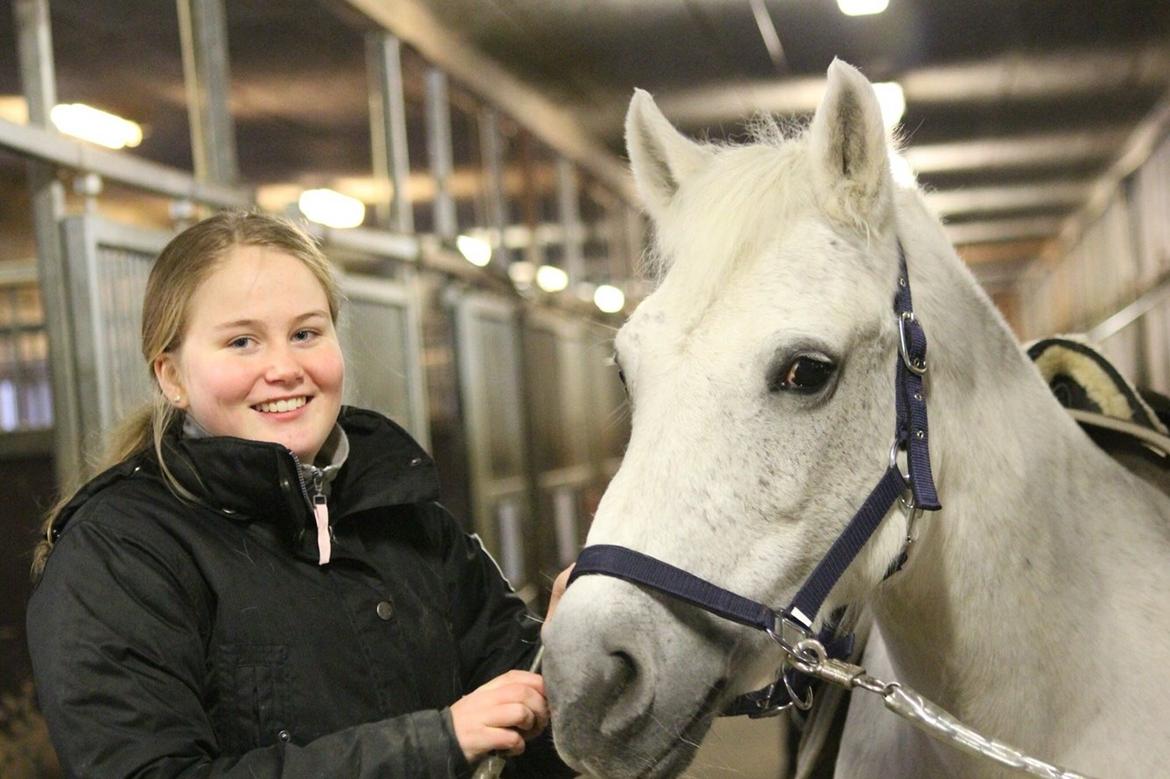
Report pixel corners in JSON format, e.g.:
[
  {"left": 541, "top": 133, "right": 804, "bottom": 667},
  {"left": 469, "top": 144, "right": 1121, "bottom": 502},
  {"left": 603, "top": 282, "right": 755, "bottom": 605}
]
[
  {"left": 366, "top": 33, "right": 414, "bottom": 233},
  {"left": 59, "top": 216, "right": 105, "bottom": 467},
  {"left": 344, "top": 0, "right": 634, "bottom": 201},
  {"left": 16, "top": 0, "right": 80, "bottom": 482},
  {"left": 479, "top": 106, "right": 509, "bottom": 265},
  {"left": 557, "top": 158, "right": 583, "bottom": 283},
  {"left": 0, "top": 118, "right": 250, "bottom": 208},
  {"left": 1086, "top": 271, "right": 1170, "bottom": 343},
  {"left": 177, "top": 0, "right": 239, "bottom": 185},
  {"left": 312, "top": 224, "right": 421, "bottom": 262},
  {"left": 425, "top": 68, "right": 456, "bottom": 240}
]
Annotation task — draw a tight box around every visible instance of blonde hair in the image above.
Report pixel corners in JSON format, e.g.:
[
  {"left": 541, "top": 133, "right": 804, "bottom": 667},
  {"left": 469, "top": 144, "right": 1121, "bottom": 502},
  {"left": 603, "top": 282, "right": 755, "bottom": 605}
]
[{"left": 31, "top": 211, "right": 342, "bottom": 580}]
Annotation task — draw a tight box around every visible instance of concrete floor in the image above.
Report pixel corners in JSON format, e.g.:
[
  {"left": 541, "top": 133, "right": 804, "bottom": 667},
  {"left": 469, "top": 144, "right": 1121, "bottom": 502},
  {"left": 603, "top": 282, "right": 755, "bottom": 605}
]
[{"left": 680, "top": 716, "right": 789, "bottom": 778}]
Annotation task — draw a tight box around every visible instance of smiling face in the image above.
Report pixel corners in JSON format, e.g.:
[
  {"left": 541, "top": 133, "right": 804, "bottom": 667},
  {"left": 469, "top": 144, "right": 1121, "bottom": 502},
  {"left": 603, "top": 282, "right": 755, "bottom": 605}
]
[{"left": 154, "top": 244, "right": 344, "bottom": 463}]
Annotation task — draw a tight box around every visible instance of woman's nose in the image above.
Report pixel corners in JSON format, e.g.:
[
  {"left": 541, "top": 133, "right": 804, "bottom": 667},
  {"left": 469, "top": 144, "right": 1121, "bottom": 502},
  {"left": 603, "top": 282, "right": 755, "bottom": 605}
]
[{"left": 265, "top": 346, "right": 305, "bottom": 384}]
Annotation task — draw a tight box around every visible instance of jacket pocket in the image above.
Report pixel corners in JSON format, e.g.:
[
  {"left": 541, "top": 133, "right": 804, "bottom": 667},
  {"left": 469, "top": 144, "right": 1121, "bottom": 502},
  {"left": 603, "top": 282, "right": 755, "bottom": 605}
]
[{"left": 210, "top": 644, "right": 293, "bottom": 753}]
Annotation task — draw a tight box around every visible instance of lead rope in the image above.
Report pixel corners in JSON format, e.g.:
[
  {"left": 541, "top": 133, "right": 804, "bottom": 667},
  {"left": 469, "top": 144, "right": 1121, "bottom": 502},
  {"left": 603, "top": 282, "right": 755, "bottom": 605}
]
[{"left": 781, "top": 638, "right": 1094, "bottom": 779}]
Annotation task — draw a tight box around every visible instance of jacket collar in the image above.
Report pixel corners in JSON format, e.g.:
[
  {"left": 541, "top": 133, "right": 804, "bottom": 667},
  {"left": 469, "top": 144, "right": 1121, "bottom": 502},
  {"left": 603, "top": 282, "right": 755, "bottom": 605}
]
[{"left": 54, "top": 407, "right": 440, "bottom": 557}]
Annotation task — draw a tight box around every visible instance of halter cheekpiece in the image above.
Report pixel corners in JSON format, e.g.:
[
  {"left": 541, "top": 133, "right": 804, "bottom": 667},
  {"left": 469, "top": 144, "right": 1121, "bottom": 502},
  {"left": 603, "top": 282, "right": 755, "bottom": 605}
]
[{"left": 568, "top": 239, "right": 942, "bottom": 718}]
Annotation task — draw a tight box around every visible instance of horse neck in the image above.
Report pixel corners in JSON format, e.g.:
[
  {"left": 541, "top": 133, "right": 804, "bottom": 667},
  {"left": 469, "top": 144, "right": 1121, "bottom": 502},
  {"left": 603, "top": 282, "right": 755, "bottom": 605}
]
[{"left": 870, "top": 200, "right": 1170, "bottom": 728}]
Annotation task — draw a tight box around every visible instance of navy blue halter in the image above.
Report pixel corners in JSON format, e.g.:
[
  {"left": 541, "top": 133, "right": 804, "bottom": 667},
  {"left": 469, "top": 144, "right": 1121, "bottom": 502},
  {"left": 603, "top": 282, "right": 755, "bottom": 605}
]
[{"left": 568, "top": 241, "right": 941, "bottom": 717}]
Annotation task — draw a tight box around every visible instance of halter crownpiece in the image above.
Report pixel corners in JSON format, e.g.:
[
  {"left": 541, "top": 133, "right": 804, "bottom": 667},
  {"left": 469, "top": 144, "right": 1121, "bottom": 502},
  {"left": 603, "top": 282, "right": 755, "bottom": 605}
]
[{"left": 569, "top": 239, "right": 941, "bottom": 717}]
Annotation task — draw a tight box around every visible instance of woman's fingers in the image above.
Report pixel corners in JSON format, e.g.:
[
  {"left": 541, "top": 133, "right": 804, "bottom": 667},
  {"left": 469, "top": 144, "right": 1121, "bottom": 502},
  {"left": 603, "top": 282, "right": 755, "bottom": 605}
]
[
  {"left": 450, "top": 673, "right": 551, "bottom": 762},
  {"left": 542, "top": 565, "right": 574, "bottom": 637},
  {"left": 478, "top": 669, "right": 544, "bottom": 693}
]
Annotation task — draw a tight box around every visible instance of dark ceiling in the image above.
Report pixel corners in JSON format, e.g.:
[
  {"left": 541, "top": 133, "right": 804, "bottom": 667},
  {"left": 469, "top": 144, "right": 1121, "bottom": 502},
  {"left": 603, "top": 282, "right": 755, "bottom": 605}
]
[{"left": 3, "top": 0, "right": 1170, "bottom": 297}]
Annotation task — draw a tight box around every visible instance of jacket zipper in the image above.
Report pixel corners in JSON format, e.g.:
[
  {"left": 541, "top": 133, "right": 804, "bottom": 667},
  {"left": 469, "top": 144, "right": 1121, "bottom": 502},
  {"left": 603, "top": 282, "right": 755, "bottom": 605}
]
[{"left": 290, "top": 451, "right": 332, "bottom": 566}]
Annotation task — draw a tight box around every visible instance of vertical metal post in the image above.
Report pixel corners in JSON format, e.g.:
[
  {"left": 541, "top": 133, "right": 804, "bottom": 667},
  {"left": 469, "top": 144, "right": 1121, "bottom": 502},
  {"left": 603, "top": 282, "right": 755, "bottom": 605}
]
[
  {"left": 557, "top": 158, "right": 584, "bottom": 283},
  {"left": 366, "top": 33, "right": 413, "bottom": 233},
  {"left": 479, "top": 106, "right": 508, "bottom": 265},
  {"left": 177, "top": 0, "right": 238, "bottom": 185},
  {"left": 16, "top": 0, "right": 81, "bottom": 483},
  {"left": 425, "top": 68, "right": 456, "bottom": 241}
]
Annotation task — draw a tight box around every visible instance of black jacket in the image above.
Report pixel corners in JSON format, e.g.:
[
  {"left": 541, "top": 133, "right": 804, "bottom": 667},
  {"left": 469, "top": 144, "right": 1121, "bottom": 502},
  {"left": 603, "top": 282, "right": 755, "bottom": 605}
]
[{"left": 27, "top": 407, "right": 571, "bottom": 778}]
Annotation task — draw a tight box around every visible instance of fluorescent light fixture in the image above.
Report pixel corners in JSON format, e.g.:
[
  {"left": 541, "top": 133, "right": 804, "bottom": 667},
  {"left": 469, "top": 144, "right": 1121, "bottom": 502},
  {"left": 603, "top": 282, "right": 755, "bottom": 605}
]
[
  {"left": 594, "top": 284, "right": 625, "bottom": 314},
  {"left": 456, "top": 234, "right": 492, "bottom": 267},
  {"left": 838, "top": 0, "right": 889, "bottom": 16},
  {"left": 508, "top": 261, "right": 536, "bottom": 286},
  {"left": 872, "top": 82, "right": 905, "bottom": 130},
  {"left": 535, "top": 265, "right": 569, "bottom": 293},
  {"left": 298, "top": 188, "right": 365, "bottom": 229},
  {"left": 50, "top": 103, "right": 143, "bottom": 149},
  {"left": 0, "top": 95, "right": 29, "bottom": 124}
]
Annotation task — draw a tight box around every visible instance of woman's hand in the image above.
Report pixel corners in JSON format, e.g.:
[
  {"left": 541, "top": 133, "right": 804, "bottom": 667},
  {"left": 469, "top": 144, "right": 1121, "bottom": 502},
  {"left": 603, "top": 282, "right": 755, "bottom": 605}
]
[
  {"left": 450, "top": 670, "right": 550, "bottom": 763},
  {"left": 541, "top": 564, "right": 574, "bottom": 638}
]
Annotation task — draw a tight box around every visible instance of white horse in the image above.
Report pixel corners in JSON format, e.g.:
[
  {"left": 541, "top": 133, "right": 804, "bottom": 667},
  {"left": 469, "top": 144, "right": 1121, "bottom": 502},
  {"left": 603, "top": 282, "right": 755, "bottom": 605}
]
[{"left": 542, "top": 60, "right": 1170, "bottom": 779}]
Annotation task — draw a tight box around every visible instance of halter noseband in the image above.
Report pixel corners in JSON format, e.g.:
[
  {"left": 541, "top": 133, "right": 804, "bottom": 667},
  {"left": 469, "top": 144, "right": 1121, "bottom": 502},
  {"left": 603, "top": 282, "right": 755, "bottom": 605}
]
[{"left": 568, "top": 240, "right": 941, "bottom": 718}]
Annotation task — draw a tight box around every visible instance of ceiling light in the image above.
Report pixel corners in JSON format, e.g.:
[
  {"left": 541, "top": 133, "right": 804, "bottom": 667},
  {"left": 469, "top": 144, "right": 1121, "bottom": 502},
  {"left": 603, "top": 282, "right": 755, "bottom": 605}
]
[
  {"left": 456, "top": 234, "right": 492, "bottom": 267},
  {"left": 50, "top": 103, "right": 143, "bottom": 149},
  {"left": 298, "top": 188, "right": 365, "bottom": 229},
  {"left": 508, "top": 261, "right": 536, "bottom": 286},
  {"left": 837, "top": 0, "right": 889, "bottom": 16},
  {"left": 535, "top": 265, "right": 569, "bottom": 293},
  {"left": 872, "top": 82, "right": 905, "bottom": 130},
  {"left": 0, "top": 95, "right": 29, "bottom": 124},
  {"left": 594, "top": 284, "right": 625, "bottom": 314}
]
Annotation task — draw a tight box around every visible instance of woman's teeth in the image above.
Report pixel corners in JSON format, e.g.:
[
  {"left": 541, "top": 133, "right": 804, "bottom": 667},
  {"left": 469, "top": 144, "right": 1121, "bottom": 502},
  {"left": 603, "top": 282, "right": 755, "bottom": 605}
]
[{"left": 255, "top": 397, "right": 307, "bottom": 413}]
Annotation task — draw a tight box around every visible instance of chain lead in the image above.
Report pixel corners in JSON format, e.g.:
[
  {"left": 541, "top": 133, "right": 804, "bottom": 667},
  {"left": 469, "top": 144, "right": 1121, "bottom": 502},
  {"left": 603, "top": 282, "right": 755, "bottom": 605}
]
[{"left": 780, "top": 640, "right": 1096, "bottom": 779}]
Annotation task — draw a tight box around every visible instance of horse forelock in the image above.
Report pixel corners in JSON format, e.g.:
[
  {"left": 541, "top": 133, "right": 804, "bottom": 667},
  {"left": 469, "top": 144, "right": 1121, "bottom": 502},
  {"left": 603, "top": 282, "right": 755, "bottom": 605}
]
[{"left": 644, "top": 128, "right": 814, "bottom": 327}]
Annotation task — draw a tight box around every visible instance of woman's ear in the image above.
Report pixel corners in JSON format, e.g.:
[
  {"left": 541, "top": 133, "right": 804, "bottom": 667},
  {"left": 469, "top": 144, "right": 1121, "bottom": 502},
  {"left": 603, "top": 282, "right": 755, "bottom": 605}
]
[{"left": 154, "top": 354, "right": 187, "bottom": 409}]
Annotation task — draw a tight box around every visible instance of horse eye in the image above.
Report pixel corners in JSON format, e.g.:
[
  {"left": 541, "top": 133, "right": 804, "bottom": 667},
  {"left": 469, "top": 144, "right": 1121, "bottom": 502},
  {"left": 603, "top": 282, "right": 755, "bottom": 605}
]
[
  {"left": 771, "top": 355, "right": 836, "bottom": 394},
  {"left": 611, "top": 352, "right": 628, "bottom": 391}
]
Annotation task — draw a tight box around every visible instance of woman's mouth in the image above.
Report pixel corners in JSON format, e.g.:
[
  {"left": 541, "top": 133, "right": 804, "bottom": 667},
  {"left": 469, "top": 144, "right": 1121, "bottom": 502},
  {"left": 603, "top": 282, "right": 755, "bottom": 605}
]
[{"left": 253, "top": 396, "right": 310, "bottom": 414}]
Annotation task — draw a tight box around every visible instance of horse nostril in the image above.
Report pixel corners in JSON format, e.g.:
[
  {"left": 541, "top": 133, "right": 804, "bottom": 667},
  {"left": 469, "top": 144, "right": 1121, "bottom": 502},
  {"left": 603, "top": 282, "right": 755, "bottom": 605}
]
[{"left": 609, "top": 649, "right": 637, "bottom": 690}]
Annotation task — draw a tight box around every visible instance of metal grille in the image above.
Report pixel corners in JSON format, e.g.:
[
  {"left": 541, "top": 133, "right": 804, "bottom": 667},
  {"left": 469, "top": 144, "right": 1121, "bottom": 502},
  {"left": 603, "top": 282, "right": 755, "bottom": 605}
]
[
  {"left": 341, "top": 297, "right": 409, "bottom": 414},
  {"left": 95, "top": 245, "right": 153, "bottom": 424},
  {"left": 0, "top": 281, "right": 52, "bottom": 431}
]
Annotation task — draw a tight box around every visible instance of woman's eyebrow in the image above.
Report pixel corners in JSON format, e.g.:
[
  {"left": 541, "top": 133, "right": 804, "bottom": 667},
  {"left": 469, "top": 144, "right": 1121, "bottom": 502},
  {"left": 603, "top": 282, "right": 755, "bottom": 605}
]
[{"left": 213, "top": 310, "right": 329, "bottom": 331}]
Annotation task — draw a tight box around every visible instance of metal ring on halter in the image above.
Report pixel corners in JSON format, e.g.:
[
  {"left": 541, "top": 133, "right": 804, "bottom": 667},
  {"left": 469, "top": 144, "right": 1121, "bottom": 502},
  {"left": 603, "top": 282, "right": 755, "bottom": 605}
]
[
  {"left": 782, "top": 672, "right": 815, "bottom": 711},
  {"left": 897, "top": 311, "right": 928, "bottom": 376},
  {"left": 888, "top": 438, "right": 911, "bottom": 484}
]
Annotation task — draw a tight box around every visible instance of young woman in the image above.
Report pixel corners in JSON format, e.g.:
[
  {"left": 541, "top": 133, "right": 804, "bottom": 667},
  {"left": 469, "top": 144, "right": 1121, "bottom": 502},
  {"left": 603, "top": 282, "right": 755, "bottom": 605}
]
[{"left": 27, "top": 211, "right": 573, "bottom": 777}]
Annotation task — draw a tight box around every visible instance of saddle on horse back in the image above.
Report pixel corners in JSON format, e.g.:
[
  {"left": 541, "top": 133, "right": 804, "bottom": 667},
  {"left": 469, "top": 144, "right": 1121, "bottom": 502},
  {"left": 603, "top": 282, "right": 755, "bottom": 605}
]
[{"left": 792, "top": 336, "right": 1170, "bottom": 779}]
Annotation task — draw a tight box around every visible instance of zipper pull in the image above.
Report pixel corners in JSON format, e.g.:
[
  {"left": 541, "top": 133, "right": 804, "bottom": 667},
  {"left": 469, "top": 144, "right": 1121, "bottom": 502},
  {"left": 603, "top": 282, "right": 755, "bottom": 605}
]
[{"left": 310, "top": 471, "right": 331, "bottom": 566}]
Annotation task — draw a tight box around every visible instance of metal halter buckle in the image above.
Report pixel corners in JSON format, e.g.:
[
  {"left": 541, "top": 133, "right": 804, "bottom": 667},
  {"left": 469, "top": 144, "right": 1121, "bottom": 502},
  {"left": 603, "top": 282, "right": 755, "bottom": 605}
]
[
  {"left": 897, "top": 311, "right": 928, "bottom": 375},
  {"left": 766, "top": 613, "right": 813, "bottom": 656}
]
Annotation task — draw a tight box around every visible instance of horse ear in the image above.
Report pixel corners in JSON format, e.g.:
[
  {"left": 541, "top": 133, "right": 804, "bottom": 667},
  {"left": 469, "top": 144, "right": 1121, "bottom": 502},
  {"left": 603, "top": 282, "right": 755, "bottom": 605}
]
[
  {"left": 625, "top": 89, "right": 712, "bottom": 219},
  {"left": 808, "top": 59, "right": 893, "bottom": 225}
]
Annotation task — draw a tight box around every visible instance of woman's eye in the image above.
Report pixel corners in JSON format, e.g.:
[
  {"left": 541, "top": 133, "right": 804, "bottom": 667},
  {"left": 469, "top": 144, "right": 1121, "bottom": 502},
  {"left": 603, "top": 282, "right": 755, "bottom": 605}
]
[
  {"left": 771, "top": 355, "right": 836, "bottom": 394},
  {"left": 292, "top": 329, "right": 318, "bottom": 343},
  {"left": 228, "top": 336, "right": 254, "bottom": 349}
]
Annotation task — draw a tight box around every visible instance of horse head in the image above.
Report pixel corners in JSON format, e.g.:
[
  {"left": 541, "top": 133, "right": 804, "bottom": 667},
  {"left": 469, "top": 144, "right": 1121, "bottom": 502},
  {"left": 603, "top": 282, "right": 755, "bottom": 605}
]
[{"left": 543, "top": 60, "right": 941, "bottom": 778}]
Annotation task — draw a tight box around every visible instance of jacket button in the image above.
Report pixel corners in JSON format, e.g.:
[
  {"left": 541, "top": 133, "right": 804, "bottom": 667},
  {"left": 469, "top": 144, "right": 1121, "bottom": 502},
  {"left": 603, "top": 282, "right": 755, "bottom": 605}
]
[
  {"left": 409, "top": 456, "right": 424, "bottom": 467},
  {"left": 277, "top": 729, "right": 291, "bottom": 743},
  {"left": 376, "top": 599, "right": 394, "bottom": 620}
]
